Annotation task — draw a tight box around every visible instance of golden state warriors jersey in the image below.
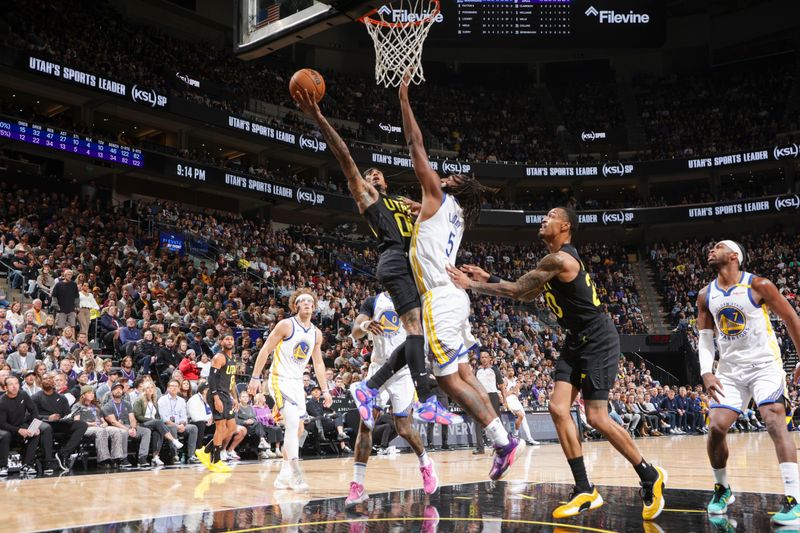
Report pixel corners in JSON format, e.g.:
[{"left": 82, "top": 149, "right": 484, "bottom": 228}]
[
  {"left": 269, "top": 317, "right": 317, "bottom": 381},
  {"left": 707, "top": 272, "right": 781, "bottom": 367},
  {"left": 409, "top": 193, "right": 464, "bottom": 294},
  {"left": 365, "top": 292, "right": 407, "bottom": 366}
]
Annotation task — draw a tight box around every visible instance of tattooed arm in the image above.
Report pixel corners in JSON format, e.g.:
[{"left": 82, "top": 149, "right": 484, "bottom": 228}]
[
  {"left": 294, "top": 89, "right": 378, "bottom": 212},
  {"left": 447, "top": 253, "right": 565, "bottom": 302}
]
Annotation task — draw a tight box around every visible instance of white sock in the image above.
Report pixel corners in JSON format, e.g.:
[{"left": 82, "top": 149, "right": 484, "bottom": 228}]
[
  {"left": 712, "top": 467, "right": 728, "bottom": 488},
  {"left": 780, "top": 462, "right": 800, "bottom": 501},
  {"left": 353, "top": 462, "right": 366, "bottom": 485},
  {"left": 520, "top": 417, "right": 534, "bottom": 442},
  {"left": 486, "top": 418, "right": 510, "bottom": 447},
  {"left": 290, "top": 458, "right": 302, "bottom": 475},
  {"left": 418, "top": 451, "right": 431, "bottom": 467}
]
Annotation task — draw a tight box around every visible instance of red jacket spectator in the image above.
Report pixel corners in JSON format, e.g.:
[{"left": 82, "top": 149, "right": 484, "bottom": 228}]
[{"left": 178, "top": 351, "right": 201, "bottom": 381}]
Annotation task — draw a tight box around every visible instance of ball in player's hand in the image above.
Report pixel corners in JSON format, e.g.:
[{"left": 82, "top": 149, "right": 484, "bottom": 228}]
[{"left": 289, "top": 68, "right": 325, "bottom": 103}]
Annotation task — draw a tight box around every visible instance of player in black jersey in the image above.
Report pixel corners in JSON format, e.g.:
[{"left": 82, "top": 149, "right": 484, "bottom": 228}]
[
  {"left": 447, "top": 207, "right": 667, "bottom": 521},
  {"left": 195, "top": 333, "right": 238, "bottom": 473},
  {"left": 294, "top": 89, "right": 459, "bottom": 428}
]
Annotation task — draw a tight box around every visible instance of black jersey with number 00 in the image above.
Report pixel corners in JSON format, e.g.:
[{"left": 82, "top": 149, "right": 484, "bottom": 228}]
[
  {"left": 220, "top": 352, "right": 237, "bottom": 393},
  {"left": 541, "top": 244, "right": 604, "bottom": 333},
  {"left": 363, "top": 194, "right": 415, "bottom": 253}
]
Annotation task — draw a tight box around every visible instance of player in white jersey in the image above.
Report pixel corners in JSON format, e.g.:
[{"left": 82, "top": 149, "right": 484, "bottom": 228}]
[
  {"left": 249, "top": 288, "right": 331, "bottom": 491},
  {"left": 398, "top": 79, "right": 521, "bottom": 481},
  {"left": 697, "top": 240, "right": 800, "bottom": 526},
  {"left": 504, "top": 368, "right": 539, "bottom": 446},
  {"left": 345, "top": 292, "right": 438, "bottom": 508}
]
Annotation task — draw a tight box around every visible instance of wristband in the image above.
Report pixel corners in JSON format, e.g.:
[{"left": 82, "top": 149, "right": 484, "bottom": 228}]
[
  {"left": 488, "top": 275, "right": 501, "bottom": 284},
  {"left": 251, "top": 377, "right": 263, "bottom": 382},
  {"left": 358, "top": 320, "right": 372, "bottom": 333}
]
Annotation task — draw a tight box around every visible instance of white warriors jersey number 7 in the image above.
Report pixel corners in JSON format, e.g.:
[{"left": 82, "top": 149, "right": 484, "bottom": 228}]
[
  {"left": 707, "top": 271, "right": 781, "bottom": 367},
  {"left": 270, "top": 317, "right": 318, "bottom": 381},
  {"left": 410, "top": 193, "right": 464, "bottom": 294}
]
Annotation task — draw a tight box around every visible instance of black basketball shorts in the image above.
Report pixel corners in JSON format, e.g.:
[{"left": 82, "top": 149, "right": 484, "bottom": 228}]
[
  {"left": 376, "top": 248, "right": 421, "bottom": 317},
  {"left": 211, "top": 391, "right": 235, "bottom": 421},
  {"left": 554, "top": 315, "right": 620, "bottom": 401}
]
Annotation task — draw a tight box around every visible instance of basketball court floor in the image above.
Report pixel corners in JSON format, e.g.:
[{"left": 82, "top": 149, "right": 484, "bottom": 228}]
[{"left": 4, "top": 431, "right": 791, "bottom": 532}]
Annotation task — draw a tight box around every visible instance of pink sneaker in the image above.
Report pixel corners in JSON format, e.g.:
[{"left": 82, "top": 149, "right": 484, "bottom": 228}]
[
  {"left": 345, "top": 481, "right": 368, "bottom": 508},
  {"left": 421, "top": 505, "right": 440, "bottom": 533},
  {"left": 420, "top": 460, "right": 438, "bottom": 495}
]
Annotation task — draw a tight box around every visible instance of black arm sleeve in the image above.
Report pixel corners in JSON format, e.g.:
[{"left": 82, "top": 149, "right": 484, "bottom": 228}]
[
  {"left": 493, "top": 367, "right": 503, "bottom": 387},
  {"left": 208, "top": 366, "right": 222, "bottom": 395},
  {"left": 359, "top": 296, "right": 377, "bottom": 317}
]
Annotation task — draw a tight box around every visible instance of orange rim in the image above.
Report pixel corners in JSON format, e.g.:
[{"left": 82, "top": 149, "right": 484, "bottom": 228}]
[{"left": 359, "top": 0, "right": 440, "bottom": 28}]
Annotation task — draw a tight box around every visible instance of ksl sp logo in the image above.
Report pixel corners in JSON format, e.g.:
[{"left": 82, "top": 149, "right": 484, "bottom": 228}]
[
  {"left": 296, "top": 188, "right": 325, "bottom": 206},
  {"left": 602, "top": 211, "right": 624, "bottom": 225},
  {"left": 300, "top": 135, "right": 327, "bottom": 153},
  {"left": 775, "top": 195, "right": 800, "bottom": 211},
  {"left": 773, "top": 143, "right": 800, "bottom": 160},
  {"left": 602, "top": 162, "right": 633, "bottom": 177},
  {"left": 378, "top": 123, "right": 402, "bottom": 134},
  {"left": 131, "top": 85, "right": 167, "bottom": 108},
  {"left": 581, "top": 131, "right": 606, "bottom": 142},
  {"left": 442, "top": 160, "right": 471, "bottom": 174}
]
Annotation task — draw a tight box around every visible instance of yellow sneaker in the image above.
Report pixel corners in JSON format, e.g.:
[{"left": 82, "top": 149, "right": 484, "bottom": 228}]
[
  {"left": 209, "top": 460, "right": 232, "bottom": 474},
  {"left": 552, "top": 486, "right": 604, "bottom": 518},
  {"left": 641, "top": 466, "right": 668, "bottom": 520},
  {"left": 195, "top": 448, "right": 212, "bottom": 470}
]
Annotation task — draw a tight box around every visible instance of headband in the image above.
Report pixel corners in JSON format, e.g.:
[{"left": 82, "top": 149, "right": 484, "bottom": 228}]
[
  {"left": 718, "top": 240, "right": 744, "bottom": 266},
  {"left": 295, "top": 294, "right": 315, "bottom": 305}
]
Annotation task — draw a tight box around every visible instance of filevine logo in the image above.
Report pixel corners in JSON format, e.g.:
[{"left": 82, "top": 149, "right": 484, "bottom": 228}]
[{"left": 584, "top": 5, "right": 650, "bottom": 24}]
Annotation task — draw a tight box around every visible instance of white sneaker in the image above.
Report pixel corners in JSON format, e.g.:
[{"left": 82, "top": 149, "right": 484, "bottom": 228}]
[
  {"left": 228, "top": 451, "right": 241, "bottom": 461},
  {"left": 274, "top": 470, "right": 292, "bottom": 489},
  {"left": 152, "top": 456, "right": 164, "bottom": 467},
  {"left": 220, "top": 450, "right": 230, "bottom": 461},
  {"left": 258, "top": 438, "right": 269, "bottom": 450},
  {"left": 290, "top": 471, "right": 309, "bottom": 491},
  {"left": 267, "top": 450, "right": 277, "bottom": 458},
  {"left": 171, "top": 439, "right": 184, "bottom": 450}
]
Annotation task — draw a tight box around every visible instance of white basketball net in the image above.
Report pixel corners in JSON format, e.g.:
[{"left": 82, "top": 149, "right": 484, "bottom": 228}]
[{"left": 361, "top": 0, "right": 440, "bottom": 88}]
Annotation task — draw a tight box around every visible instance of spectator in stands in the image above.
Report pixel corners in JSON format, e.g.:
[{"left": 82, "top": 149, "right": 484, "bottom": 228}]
[
  {"left": 178, "top": 379, "right": 192, "bottom": 401},
  {"left": 6, "top": 303, "right": 23, "bottom": 333},
  {"left": 0, "top": 375, "right": 45, "bottom": 476},
  {"left": 77, "top": 282, "right": 100, "bottom": 337},
  {"left": 156, "top": 337, "right": 180, "bottom": 386},
  {"left": 99, "top": 306, "right": 121, "bottom": 350},
  {"left": 32, "top": 372, "right": 88, "bottom": 471},
  {"left": 659, "top": 389, "right": 682, "bottom": 434},
  {"left": 7, "top": 248, "right": 32, "bottom": 291},
  {"left": 102, "top": 381, "right": 150, "bottom": 468},
  {"left": 51, "top": 269, "right": 80, "bottom": 329},
  {"left": 96, "top": 370, "right": 123, "bottom": 403},
  {"left": 32, "top": 263, "right": 55, "bottom": 303},
  {"left": 21, "top": 370, "right": 41, "bottom": 396},
  {"left": 236, "top": 390, "right": 271, "bottom": 455},
  {"left": 53, "top": 372, "right": 77, "bottom": 405},
  {"left": 7, "top": 342, "right": 35, "bottom": 374},
  {"left": 187, "top": 382, "right": 213, "bottom": 453},
  {"left": 118, "top": 318, "right": 142, "bottom": 355},
  {"left": 178, "top": 349, "right": 200, "bottom": 388},
  {"left": 305, "top": 385, "right": 351, "bottom": 455},
  {"left": 158, "top": 379, "right": 198, "bottom": 463},
  {"left": 253, "top": 392, "right": 283, "bottom": 459},
  {"left": 133, "top": 381, "right": 182, "bottom": 466},
  {"left": 119, "top": 356, "right": 136, "bottom": 383},
  {"left": 29, "top": 299, "right": 48, "bottom": 328},
  {"left": 135, "top": 330, "right": 159, "bottom": 377},
  {"left": 73, "top": 386, "right": 127, "bottom": 467}
]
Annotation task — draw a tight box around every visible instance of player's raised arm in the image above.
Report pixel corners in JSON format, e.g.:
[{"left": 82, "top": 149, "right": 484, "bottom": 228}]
[
  {"left": 398, "top": 80, "right": 442, "bottom": 207},
  {"left": 248, "top": 319, "right": 292, "bottom": 394},
  {"left": 447, "top": 253, "right": 566, "bottom": 302},
  {"left": 294, "top": 89, "right": 378, "bottom": 212}
]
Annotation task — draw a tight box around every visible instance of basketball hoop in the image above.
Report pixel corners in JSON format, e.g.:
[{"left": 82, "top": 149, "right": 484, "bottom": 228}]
[{"left": 359, "top": 0, "right": 441, "bottom": 88}]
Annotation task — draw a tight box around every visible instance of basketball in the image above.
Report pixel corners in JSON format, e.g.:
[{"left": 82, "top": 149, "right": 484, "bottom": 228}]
[{"left": 289, "top": 68, "right": 325, "bottom": 102}]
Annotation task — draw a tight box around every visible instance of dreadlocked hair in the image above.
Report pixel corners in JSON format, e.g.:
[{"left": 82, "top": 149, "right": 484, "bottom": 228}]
[{"left": 447, "top": 174, "right": 499, "bottom": 229}]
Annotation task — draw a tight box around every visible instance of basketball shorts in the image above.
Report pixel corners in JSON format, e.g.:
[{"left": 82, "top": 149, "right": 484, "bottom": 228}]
[
  {"left": 710, "top": 360, "right": 787, "bottom": 413},
  {"left": 268, "top": 375, "right": 308, "bottom": 419},
  {"left": 506, "top": 394, "right": 524, "bottom": 414},
  {"left": 554, "top": 315, "right": 619, "bottom": 400},
  {"left": 367, "top": 362, "right": 415, "bottom": 415},
  {"left": 211, "top": 391, "right": 235, "bottom": 421},
  {"left": 422, "top": 285, "right": 478, "bottom": 377},
  {"left": 377, "top": 248, "right": 421, "bottom": 317}
]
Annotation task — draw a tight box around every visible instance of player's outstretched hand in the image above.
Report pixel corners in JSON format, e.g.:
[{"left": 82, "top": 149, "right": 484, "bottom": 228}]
[
  {"left": 248, "top": 378, "right": 262, "bottom": 396},
  {"left": 294, "top": 88, "right": 321, "bottom": 118},
  {"left": 398, "top": 71, "right": 411, "bottom": 101},
  {"left": 459, "top": 264, "right": 491, "bottom": 282},
  {"left": 446, "top": 264, "right": 472, "bottom": 290},
  {"left": 322, "top": 391, "right": 333, "bottom": 409},
  {"left": 701, "top": 373, "right": 725, "bottom": 403},
  {"left": 398, "top": 196, "right": 421, "bottom": 217}
]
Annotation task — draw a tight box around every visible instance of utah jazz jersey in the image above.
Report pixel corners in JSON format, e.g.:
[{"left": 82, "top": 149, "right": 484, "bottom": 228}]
[
  {"left": 220, "top": 352, "right": 237, "bottom": 395},
  {"left": 542, "top": 244, "right": 603, "bottom": 333},
  {"left": 706, "top": 272, "right": 781, "bottom": 367},
  {"left": 363, "top": 194, "right": 415, "bottom": 253},
  {"left": 270, "top": 317, "right": 317, "bottom": 381},
  {"left": 360, "top": 292, "right": 407, "bottom": 366},
  {"left": 410, "top": 193, "right": 464, "bottom": 294}
]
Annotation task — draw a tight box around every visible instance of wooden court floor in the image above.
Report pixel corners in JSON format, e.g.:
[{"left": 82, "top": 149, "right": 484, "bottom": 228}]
[{"left": 4, "top": 431, "right": 795, "bottom": 532}]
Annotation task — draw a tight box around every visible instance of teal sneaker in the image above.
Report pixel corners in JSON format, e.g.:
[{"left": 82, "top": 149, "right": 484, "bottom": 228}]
[
  {"left": 707, "top": 484, "right": 735, "bottom": 514},
  {"left": 772, "top": 496, "right": 800, "bottom": 526}
]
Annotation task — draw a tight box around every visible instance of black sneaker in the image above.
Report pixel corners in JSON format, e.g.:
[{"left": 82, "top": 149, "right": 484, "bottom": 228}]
[
  {"left": 120, "top": 458, "right": 133, "bottom": 469},
  {"left": 137, "top": 456, "right": 150, "bottom": 468},
  {"left": 42, "top": 462, "right": 55, "bottom": 475},
  {"left": 19, "top": 465, "right": 37, "bottom": 477},
  {"left": 441, "top": 444, "right": 452, "bottom": 451}
]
